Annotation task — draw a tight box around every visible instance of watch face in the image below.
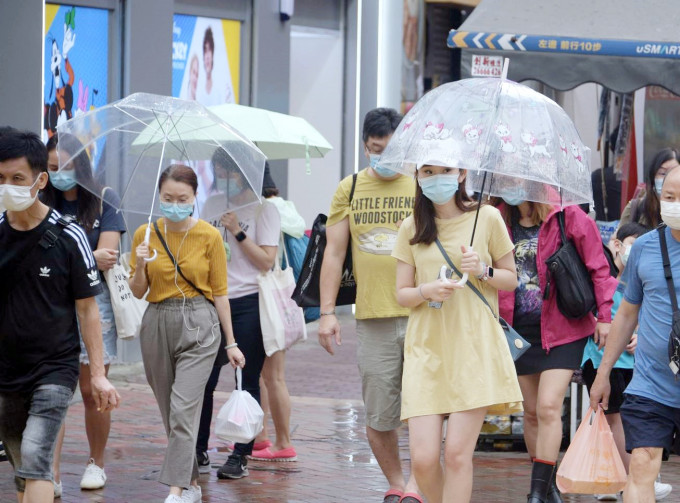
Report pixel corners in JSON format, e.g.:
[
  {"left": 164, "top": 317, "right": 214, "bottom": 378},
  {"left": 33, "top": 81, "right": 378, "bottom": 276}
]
[{"left": 488, "top": 266, "right": 494, "bottom": 278}]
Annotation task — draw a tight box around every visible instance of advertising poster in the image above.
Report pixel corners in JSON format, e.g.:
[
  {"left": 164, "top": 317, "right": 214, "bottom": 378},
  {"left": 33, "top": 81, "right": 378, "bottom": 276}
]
[
  {"left": 44, "top": 4, "right": 108, "bottom": 142},
  {"left": 172, "top": 14, "right": 240, "bottom": 106}
]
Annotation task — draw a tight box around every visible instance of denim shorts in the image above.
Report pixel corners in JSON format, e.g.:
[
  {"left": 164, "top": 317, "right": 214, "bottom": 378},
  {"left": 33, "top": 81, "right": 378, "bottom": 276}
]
[
  {"left": 80, "top": 286, "right": 118, "bottom": 365},
  {"left": 0, "top": 384, "right": 73, "bottom": 491},
  {"left": 621, "top": 393, "right": 680, "bottom": 453}
]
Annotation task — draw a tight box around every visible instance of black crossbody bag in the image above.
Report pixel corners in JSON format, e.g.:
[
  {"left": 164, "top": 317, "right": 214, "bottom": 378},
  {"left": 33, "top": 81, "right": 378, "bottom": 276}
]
[
  {"left": 153, "top": 222, "right": 228, "bottom": 367},
  {"left": 434, "top": 239, "right": 531, "bottom": 361},
  {"left": 657, "top": 225, "right": 680, "bottom": 376},
  {"left": 544, "top": 211, "right": 597, "bottom": 319}
]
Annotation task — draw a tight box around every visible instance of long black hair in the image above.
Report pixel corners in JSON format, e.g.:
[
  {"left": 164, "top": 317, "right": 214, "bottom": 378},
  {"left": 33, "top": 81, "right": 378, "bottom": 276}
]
[
  {"left": 44, "top": 133, "right": 102, "bottom": 232},
  {"left": 637, "top": 147, "right": 679, "bottom": 228},
  {"left": 409, "top": 172, "right": 474, "bottom": 245}
]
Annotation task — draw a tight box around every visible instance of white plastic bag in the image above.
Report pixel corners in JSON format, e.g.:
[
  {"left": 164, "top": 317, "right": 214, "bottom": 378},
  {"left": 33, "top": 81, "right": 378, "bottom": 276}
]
[
  {"left": 215, "top": 368, "right": 264, "bottom": 444},
  {"left": 258, "top": 259, "right": 307, "bottom": 356},
  {"left": 103, "top": 255, "right": 147, "bottom": 340}
]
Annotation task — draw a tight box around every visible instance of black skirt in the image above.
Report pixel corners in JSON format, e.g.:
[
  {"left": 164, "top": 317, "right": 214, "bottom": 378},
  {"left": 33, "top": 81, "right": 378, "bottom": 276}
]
[{"left": 514, "top": 324, "right": 587, "bottom": 376}]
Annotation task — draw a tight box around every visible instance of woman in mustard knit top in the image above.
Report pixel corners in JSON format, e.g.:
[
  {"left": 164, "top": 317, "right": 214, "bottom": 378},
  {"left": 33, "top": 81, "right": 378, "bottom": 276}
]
[{"left": 129, "top": 165, "right": 243, "bottom": 503}]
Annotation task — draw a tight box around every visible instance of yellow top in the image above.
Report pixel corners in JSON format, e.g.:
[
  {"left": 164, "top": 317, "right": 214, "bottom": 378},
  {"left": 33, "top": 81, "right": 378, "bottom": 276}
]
[
  {"left": 327, "top": 169, "right": 415, "bottom": 319},
  {"left": 392, "top": 206, "right": 523, "bottom": 420},
  {"left": 130, "top": 219, "right": 228, "bottom": 303}
]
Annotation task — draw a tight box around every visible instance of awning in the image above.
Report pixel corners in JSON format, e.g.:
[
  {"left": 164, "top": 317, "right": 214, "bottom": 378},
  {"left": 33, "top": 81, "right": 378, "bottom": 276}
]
[{"left": 450, "top": 0, "right": 680, "bottom": 94}]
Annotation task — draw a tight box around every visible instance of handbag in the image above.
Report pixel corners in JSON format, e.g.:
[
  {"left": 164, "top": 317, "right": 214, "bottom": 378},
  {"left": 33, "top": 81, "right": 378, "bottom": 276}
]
[
  {"left": 103, "top": 255, "right": 147, "bottom": 340},
  {"left": 435, "top": 239, "right": 531, "bottom": 361},
  {"left": 544, "top": 211, "right": 597, "bottom": 319},
  {"left": 259, "top": 237, "right": 307, "bottom": 356},
  {"left": 282, "top": 233, "right": 320, "bottom": 322},
  {"left": 657, "top": 225, "right": 680, "bottom": 376},
  {"left": 292, "top": 174, "right": 358, "bottom": 308}
]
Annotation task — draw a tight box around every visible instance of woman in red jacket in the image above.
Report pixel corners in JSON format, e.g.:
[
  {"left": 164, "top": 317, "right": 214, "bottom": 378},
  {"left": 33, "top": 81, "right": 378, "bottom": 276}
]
[{"left": 497, "top": 198, "right": 617, "bottom": 503}]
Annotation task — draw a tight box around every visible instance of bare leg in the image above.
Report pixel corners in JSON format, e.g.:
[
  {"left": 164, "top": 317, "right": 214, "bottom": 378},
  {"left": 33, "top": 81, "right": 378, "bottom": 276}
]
[
  {"left": 624, "top": 447, "right": 662, "bottom": 503},
  {"left": 21, "top": 480, "right": 54, "bottom": 503},
  {"left": 261, "top": 351, "right": 292, "bottom": 450},
  {"left": 79, "top": 363, "right": 111, "bottom": 467},
  {"left": 534, "top": 369, "right": 574, "bottom": 461},
  {"left": 52, "top": 423, "right": 66, "bottom": 484},
  {"left": 442, "top": 407, "right": 487, "bottom": 503},
  {"left": 256, "top": 377, "right": 270, "bottom": 443},
  {"left": 606, "top": 413, "right": 631, "bottom": 472},
  {"left": 407, "top": 415, "right": 444, "bottom": 503},
  {"left": 518, "top": 374, "right": 541, "bottom": 459}
]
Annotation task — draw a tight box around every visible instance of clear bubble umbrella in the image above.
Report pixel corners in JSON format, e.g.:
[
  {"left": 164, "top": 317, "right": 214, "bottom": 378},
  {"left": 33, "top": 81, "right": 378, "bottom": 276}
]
[
  {"left": 379, "top": 62, "right": 593, "bottom": 209},
  {"left": 56, "top": 92, "right": 266, "bottom": 258}
]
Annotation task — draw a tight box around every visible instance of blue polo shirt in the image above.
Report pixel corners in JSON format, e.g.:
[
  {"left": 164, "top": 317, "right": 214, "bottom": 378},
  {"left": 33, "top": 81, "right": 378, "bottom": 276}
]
[{"left": 623, "top": 226, "right": 680, "bottom": 408}]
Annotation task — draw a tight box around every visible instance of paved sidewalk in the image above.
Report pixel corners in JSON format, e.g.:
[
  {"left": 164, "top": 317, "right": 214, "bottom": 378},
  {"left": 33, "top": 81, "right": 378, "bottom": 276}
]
[{"left": 2, "top": 314, "right": 679, "bottom": 502}]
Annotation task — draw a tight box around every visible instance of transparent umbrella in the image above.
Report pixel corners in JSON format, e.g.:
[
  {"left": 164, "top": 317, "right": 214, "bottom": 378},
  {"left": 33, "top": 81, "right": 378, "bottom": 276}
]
[
  {"left": 379, "top": 64, "right": 593, "bottom": 208},
  {"left": 56, "top": 93, "right": 266, "bottom": 256}
]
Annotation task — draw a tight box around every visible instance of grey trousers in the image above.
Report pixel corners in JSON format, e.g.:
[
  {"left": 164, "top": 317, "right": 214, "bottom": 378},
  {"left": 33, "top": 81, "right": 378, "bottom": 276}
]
[{"left": 140, "top": 296, "right": 220, "bottom": 488}]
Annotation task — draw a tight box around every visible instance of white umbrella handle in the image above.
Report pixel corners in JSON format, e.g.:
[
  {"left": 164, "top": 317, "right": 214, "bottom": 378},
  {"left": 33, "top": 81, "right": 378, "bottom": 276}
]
[
  {"left": 439, "top": 264, "right": 468, "bottom": 287},
  {"left": 143, "top": 225, "right": 158, "bottom": 262}
]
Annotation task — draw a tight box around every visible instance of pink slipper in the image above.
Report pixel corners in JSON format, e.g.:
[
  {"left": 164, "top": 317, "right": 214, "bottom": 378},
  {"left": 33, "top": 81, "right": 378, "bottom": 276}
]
[
  {"left": 250, "top": 446, "right": 297, "bottom": 461},
  {"left": 399, "top": 493, "right": 424, "bottom": 503},
  {"left": 384, "top": 489, "right": 403, "bottom": 503}
]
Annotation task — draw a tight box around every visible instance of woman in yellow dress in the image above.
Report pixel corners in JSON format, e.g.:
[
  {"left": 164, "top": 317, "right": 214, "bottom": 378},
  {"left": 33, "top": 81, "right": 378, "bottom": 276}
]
[{"left": 392, "top": 161, "right": 523, "bottom": 503}]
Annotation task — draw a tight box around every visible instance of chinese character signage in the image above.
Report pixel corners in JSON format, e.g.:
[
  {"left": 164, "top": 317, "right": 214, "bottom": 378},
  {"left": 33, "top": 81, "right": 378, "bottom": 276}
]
[{"left": 471, "top": 55, "right": 503, "bottom": 77}]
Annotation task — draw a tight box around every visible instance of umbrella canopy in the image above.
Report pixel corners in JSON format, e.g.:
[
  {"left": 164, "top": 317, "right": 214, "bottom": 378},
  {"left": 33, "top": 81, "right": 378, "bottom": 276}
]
[
  {"left": 56, "top": 93, "right": 266, "bottom": 225},
  {"left": 379, "top": 76, "right": 593, "bottom": 207},
  {"left": 208, "top": 103, "right": 333, "bottom": 160},
  {"left": 450, "top": 0, "right": 680, "bottom": 94}
]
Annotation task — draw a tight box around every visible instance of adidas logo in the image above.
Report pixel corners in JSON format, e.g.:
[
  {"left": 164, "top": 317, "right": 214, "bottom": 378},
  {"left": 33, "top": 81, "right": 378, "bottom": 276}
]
[
  {"left": 88, "top": 270, "right": 101, "bottom": 286},
  {"left": 39, "top": 267, "right": 51, "bottom": 278}
]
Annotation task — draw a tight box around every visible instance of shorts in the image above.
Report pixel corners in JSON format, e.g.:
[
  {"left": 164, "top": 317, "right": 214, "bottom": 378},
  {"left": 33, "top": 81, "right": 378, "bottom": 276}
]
[
  {"left": 620, "top": 394, "right": 680, "bottom": 454},
  {"left": 356, "top": 317, "right": 408, "bottom": 431},
  {"left": 0, "top": 384, "right": 73, "bottom": 491},
  {"left": 80, "top": 286, "right": 118, "bottom": 365},
  {"left": 581, "top": 360, "right": 633, "bottom": 415}
]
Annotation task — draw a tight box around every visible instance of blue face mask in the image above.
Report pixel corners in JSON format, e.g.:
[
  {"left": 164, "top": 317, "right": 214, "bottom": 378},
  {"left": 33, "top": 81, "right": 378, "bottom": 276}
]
[
  {"left": 160, "top": 201, "right": 194, "bottom": 222},
  {"left": 49, "top": 170, "right": 77, "bottom": 192},
  {"left": 655, "top": 177, "right": 664, "bottom": 196},
  {"left": 369, "top": 154, "right": 396, "bottom": 178},
  {"left": 418, "top": 174, "right": 459, "bottom": 205},
  {"left": 503, "top": 197, "right": 524, "bottom": 206}
]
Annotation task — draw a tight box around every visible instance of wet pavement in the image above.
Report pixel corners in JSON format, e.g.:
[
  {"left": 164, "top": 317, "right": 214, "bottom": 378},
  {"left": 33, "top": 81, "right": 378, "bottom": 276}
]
[{"left": 2, "top": 312, "right": 680, "bottom": 502}]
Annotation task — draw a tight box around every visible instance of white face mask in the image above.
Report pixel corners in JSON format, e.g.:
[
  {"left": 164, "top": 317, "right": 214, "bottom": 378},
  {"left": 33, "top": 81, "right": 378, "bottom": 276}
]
[
  {"left": 661, "top": 200, "right": 680, "bottom": 230},
  {"left": 620, "top": 245, "right": 631, "bottom": 266},
  {"left": 0, "top": 175, "right": 42, "bottom": 212}
]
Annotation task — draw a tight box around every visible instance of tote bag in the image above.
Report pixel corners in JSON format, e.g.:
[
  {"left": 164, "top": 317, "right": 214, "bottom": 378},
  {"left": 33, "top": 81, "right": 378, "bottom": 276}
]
[
  {"left": 103, "top": 255, "right": 147, "bottom": 340},
  {"left": 258, "top": 247, "right": 307, "bottom": 356},
  {"left": 556, "top": 407, "right": 627, "bottom": 494}
]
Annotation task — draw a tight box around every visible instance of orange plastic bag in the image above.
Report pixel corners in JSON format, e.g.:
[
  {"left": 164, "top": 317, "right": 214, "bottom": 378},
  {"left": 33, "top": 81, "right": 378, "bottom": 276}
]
[{"left": 556, "top": 407, "right": 627, "bottom": 494}]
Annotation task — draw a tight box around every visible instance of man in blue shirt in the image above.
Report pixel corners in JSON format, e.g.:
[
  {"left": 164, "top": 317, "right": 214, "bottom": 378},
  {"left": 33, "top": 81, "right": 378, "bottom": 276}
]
[{"left": 591, "top": 166, "right": 680, "bottom": 502}]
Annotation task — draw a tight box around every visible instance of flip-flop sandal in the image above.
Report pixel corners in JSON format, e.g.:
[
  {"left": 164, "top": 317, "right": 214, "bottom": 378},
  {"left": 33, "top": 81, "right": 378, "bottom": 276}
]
[
  {"left": 383, "top": 489, "right": 404, "bottom": 503},
  {"left": 399, "top": 493, "right": 424, "bottom": 503}
]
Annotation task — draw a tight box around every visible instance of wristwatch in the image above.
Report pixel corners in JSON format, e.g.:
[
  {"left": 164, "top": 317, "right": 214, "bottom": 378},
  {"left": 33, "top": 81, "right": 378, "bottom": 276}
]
[
  {"left": 477, "top": 263, "right": 494, "bottom": 281},
  {"left": 235, "top": 231, "right": 247, "bottom": 242}
]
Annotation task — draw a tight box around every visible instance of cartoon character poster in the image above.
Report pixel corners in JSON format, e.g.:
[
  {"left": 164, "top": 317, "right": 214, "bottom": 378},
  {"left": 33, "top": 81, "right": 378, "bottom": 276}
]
[
  {"left": 172, "top": 14, "right": 240, "bottom": 106},
  {"left": 43, "top": 4, "right": 108, "bottom": 142}
]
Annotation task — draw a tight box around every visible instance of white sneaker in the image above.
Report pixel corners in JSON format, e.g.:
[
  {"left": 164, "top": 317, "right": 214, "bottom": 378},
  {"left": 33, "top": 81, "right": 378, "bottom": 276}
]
[
  {"left": 164, "top": 496, "right": 184, "bottom": 503},
  {"left": 80, "top": 458, "right": 107, "bottom": 489},
  {"left": 654, "top": 477, "right": 672, "bottom": 501},
  {"left": 595, "top": 495, "right": 617, "bottom": 501},
  {"left": 53, "top": 480, "right": 62, "bottom": 498},
  {"left": 182, "top": 485, "right": 202, "bottom": 502}
]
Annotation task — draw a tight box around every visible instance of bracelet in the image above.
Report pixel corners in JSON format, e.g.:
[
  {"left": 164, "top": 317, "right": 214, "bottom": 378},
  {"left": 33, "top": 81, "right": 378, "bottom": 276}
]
[
  {"left": 476, "top": 263, "right": 489, "bottom": 281},
  {"left": 235, "top": 231, "right": 247, "bottom": 242},
  {"left": 320, "top": 310, "right": 336, "bottom": 316},
  {"left": 419, "top": 284, "right": 432, "bottom": 301},
  {"left": 225, "top": 342, "right": 238, "bottom": 349}
]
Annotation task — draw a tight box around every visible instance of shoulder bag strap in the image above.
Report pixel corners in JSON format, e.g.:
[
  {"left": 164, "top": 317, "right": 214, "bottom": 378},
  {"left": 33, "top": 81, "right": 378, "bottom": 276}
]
[
  {"left": 152, "top": 221, "right": 206, "bottom": 298},
  {"left": 557, "top": 211, "right": 568, "bottom": 245},
  {"left": 349, "top": 173, "right": 358, "bottom": 204},
  {"left": 434, "top": 238, "right": 498, "bottom": 319},
  {"left": 658, "top": 225, "right": 679, "bottom": 313}
]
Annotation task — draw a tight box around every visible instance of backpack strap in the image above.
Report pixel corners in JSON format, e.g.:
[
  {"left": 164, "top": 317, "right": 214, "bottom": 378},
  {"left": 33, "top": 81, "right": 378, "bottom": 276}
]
[
  {"left": 38, "top": 214, "right": 73, "bottom": 249},
  {"left": 349, "top": 173, "right": 358, "bottom": 204}
]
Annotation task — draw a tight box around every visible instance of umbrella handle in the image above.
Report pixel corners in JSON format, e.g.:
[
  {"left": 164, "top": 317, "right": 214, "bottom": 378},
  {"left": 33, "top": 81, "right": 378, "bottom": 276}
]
[
  {"left": 439, "top": 263, "right": 469, "bottom": 287},
  {"left": 143, "top": 225, "right": 158, "bottom": 262},
  {"left": 454, "top": 273, "right": 469, "bottom": 287}
]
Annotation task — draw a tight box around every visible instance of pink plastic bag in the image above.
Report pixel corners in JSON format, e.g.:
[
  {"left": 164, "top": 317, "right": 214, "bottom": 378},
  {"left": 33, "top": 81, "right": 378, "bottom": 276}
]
[{"left": 556, "top": 407, "right": 627, "bottom": 494}]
